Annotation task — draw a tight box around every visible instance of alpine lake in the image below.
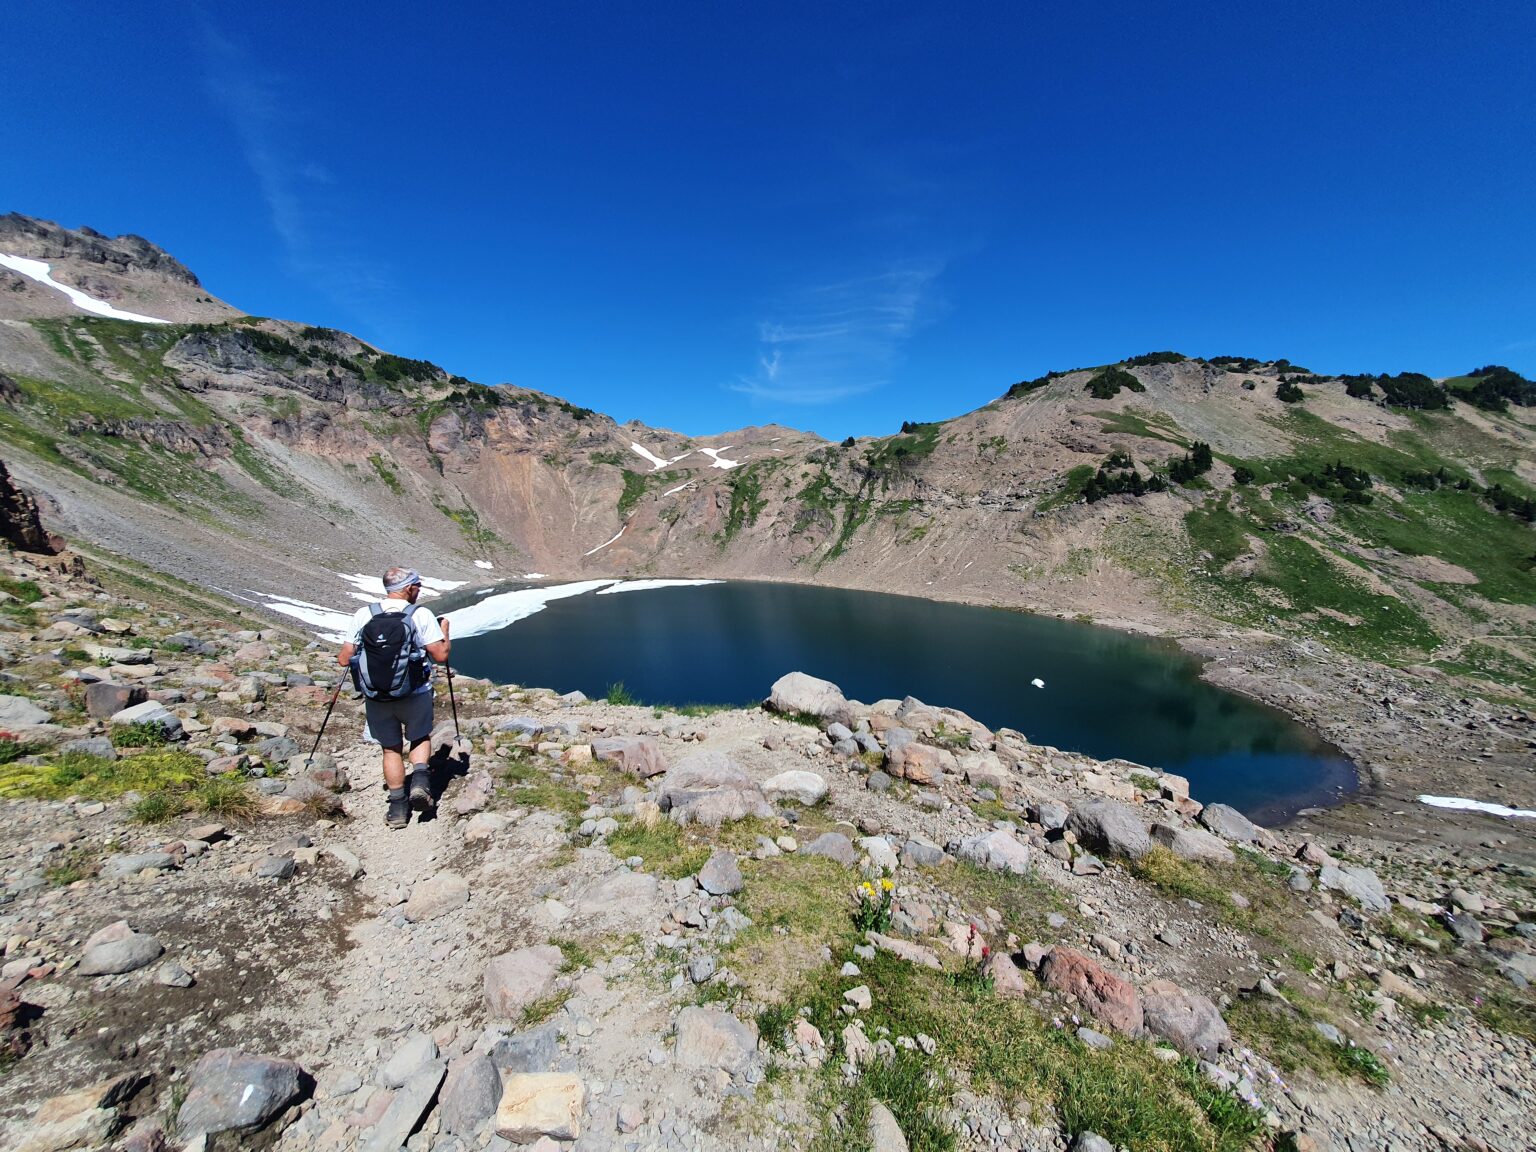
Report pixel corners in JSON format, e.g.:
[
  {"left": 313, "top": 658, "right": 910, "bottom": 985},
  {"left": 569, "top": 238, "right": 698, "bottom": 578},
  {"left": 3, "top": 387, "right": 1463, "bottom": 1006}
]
[{"left": 437, "top": 579, "right": 1357, "bottom": 825}]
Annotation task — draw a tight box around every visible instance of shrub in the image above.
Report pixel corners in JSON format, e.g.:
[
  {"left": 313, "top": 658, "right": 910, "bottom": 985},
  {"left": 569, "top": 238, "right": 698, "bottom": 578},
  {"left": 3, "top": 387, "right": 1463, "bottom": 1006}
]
[
  {"left": 1276, "top": 379, "right": 1305, "bottom": 403},
  {"left": 1342, "top": 376, "right": 1375, "bottom": 399},
  {"left": 1123, "top": 351, "right": 1186, "bottom": 366},
  {"left": 131, "top": 791, "right": 188, "bottom": 823},
  {"left": 113, "top": 721, "right": 168, "bottom": 749},
  {"left": 840, "top": 436, "right": 856, "bottom": 448},
  {"left": 605, "top": 681, "right": 637, "bottom": 706},
  {"left": 1233, "top": 466, "right": 1255, "bottom": 485},
  {"left": 1376, "top": 372, "right": 1450, "bottom": 410},
  {"left": 1084, "top": 367, "right": 1146, "bottom": 400},
  {"left": 196, "top": 775, "right": 257, "bottom": 819},
  {"left": 1168, "top": 441, "right": 1215, "bottom": 486}
]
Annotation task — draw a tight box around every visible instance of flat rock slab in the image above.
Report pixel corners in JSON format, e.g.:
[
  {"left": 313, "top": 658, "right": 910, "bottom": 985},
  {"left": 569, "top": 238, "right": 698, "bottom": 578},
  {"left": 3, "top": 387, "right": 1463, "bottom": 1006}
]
[
  {"left": 1198, "top": 803, "right": 1259, "bottom": 843},
  {"left": 1039, "top": 947, "right": 1143, "bottom": 1036},
  {"left": 1067, "top": 798, "right": 1151, "bottom": 861},
  {"left": 866, "top": 932, "right": 942, "bottom": 970},
  {"left": 360, "top": 1059, "right": 445, "bottom": 1152},
  {"left": 591, "top": 735, "right": 667, "bottom": 778},
  {"left": 658, "top": 751, "right": 773, "bottom": 826},
  {"left": 673, "top": 1006, "right": 759, "bottom": 1072},
  {"left": 495, "top": 1073, "right": 586, "bottom": 1142},
  {"left": 177, "top": 1049, "right": 305, "bottom": 1138},
  {"left": 403, "top": 872, "right": 470, "bottom": 922},
  {"left": 802, "top": 832, "right": 858, "bottom": 867},
  {"left": 380, "top": 1031, "right": 438, "bottom": 1089},
  {"left": 1150, "top": 823, "right": 1235, "bottom": 865},
  {"left": 0, "top": 694, "right": 52, "bottom": 727},
  {"left": 697, "top": 851, "right": 743, "bottom": 896},
  {"left": 1140, "top": 978, "right": 1230, "bottom": 1058},
  {"left": 484, "top": 946, "right": 563, "bottom": 1019},
  {"left": 956, "top": 829, "right": 1031, "bottom": 874},
  {"left": 79, "top": 932, "right": 163, "bottom": 976},
  {"left": 440, "top": 1053, "right": 503, "bottom": 1136},
  {"left": 761, "top": 770, "right": 828, "bottom": 806}
]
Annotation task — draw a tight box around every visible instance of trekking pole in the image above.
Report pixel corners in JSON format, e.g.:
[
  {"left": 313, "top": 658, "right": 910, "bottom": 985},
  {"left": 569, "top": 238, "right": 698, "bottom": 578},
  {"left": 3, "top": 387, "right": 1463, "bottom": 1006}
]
[
  {"left": 445, "top": 660, "right": 462, "bottom": 742},
  {"left": 306, "top": 677, "right": 345, "bottom": 766}
]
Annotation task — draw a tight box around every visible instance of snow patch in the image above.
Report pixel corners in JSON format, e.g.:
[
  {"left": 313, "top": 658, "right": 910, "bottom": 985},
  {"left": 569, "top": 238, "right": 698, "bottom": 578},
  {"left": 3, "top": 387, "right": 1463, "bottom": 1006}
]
[
  {"left": 256, "top": 593, "right": 354, "bottom": 642},
  {"left": 698, "top": 446, "right": 743, "bottom": 469},
  {"left": 523, "top": 572, "right": 548, "bottom": 580},
  {"left": 447, "top": 579, "right": 618, "bottom": 637},
  {"left": 0, "top": 253, "right": 170, "bottom": 323},
  {"left": 474, "top": 560, "right": 494, "bottom": 569},
  {"left": 596, "top": 579, "right": 722, "bottom": 595},
  {"left": 335, "top": 572, "right": 466, "bottom": 599},
  {"left": 630, "top": 442, "right": 693, "bottom": 472},
  {"left": 1418, "top": 795, "right": 1536, "bottom": 820},
  {"left": 662, "top": 481, "right": 694, "bottom": 497},
  {"left": 583, "top": 527, "right": 625, "bottom": 556}
]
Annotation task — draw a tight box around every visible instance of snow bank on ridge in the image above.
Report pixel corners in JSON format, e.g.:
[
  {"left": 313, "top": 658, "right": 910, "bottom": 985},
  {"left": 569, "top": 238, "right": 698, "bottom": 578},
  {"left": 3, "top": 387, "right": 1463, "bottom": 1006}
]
[{"left": 0, "top": 253, "right": 170, "bottom": 323}]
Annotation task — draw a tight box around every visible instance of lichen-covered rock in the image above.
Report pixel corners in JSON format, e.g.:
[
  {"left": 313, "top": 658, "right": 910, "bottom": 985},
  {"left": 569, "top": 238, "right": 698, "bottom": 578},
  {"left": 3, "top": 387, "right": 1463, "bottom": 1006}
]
[{"left": 1039, "top": 948, "right": 1143, "bottom": 1035}]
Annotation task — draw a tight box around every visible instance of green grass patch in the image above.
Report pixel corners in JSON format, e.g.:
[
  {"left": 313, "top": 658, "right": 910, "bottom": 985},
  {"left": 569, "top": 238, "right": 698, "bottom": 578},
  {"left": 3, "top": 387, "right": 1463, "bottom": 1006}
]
[
  {"left": 0, "top": 576, "right": 43, "bottom": 604},
  {"left": 605, "top": 681, "right": 637, "bottom": 705},
  {"left": 781, "top": 950, "right": 1264, "bottom": 1152},
  {"left": 551, "top": 936, "right": 595, "bottom": 972},
  {"left": 1225, "top": 993, "right": 1388, "bottom": 1087},
  {"left": 0, "top": 749, "right": 204, "bottom": 801},
  {"left": 1184, "top": 496, "right": 1251, "bottom": 568},
  {"left": 520, "top": 988, "right": 573, "bottom": 1027},
  {"left": 604, "top": 816, "right": 711, "bottom": 878},
  {"left": 1037, "top": 464, "right": 1097, "bottom": 514},
  {"left": 112, "top": 721, "right": 169, "bottom": 749},
  {"left": 728, "top": 855, "right": 863, "bottom": 1000},
  {"left": 1475, "top": 989, "right": 1536, "bottom": 1043},
  {"left": 369, "top": 453, "right": 405, "bottom": 495},
  {"left": 1094, "top": 407, "right": 1188, "bottom": 448}
]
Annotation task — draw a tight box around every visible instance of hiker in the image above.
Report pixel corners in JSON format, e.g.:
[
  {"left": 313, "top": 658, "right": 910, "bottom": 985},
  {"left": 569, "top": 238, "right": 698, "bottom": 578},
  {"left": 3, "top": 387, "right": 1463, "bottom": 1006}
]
[{"left": 335, "top": 567, "right": 451, "bottom": 828}]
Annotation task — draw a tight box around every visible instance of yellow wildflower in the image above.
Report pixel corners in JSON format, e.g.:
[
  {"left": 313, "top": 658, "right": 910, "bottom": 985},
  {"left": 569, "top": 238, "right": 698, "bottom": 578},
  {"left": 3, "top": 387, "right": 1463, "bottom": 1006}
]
[{"left": 881, "top": 878, "right": 894, "bottom": 892}]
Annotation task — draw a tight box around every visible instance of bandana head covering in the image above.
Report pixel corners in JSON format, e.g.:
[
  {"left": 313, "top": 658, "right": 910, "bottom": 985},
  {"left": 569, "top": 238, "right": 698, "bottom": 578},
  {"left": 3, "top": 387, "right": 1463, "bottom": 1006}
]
[{"left": 384, "top": 569, "right": 422, "bottom": 593}]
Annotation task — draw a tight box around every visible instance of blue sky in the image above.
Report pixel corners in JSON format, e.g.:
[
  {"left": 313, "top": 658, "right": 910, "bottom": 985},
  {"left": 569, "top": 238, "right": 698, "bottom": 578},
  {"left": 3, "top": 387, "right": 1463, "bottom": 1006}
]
[{"left": 7, "top": 1, "right": 1534, "bottom": 437}]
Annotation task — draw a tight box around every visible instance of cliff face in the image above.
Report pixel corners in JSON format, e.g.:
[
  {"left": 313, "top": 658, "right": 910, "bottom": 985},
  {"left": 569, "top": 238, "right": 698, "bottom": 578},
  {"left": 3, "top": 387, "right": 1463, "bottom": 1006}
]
[
  {"left": 0, "top": 214, "right": 1531, "bottom": 706},
  {"left": 0, "top": 458, "right": 57, "bottom": 555}
]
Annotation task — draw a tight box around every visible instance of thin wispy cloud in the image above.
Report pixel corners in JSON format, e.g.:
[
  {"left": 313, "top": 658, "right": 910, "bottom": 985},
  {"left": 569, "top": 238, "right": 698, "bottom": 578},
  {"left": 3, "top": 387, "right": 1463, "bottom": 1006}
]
[
  {"left": 730, "top": 262, "right": 942, "bottom": 405},
  {"left": 197, "top": 22, "right": 395, "bottom": 325}
]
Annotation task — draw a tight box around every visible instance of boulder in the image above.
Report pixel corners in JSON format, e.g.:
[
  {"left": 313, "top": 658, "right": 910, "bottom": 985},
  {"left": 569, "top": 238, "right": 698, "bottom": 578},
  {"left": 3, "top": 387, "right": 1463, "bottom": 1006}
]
[
  {"left": 869, "top": 1101, "right": 909, "bottom": 1152},
  {"left": 866, "top": 932, "right": 942, "bottom": 970},
  {"left": 440, "top": 1053, "right": 503, "bottom": 1136},
  {"left": 657, "top": 751, "right": 774, "bottom": 826},
  {"left": 1198, "top": 803, "right": 1259, "bottom": 843},
  {"left": 802, "top": 832, "right": 859, "bottom": 867},
  {"left": 762, "top": 770, "right": 828, "bottom": 806},
  {"left": 1318, "top": 863, "right": 1390, "bottom": 914},
  {"left": 1067, "top": 799, "right": 1151, "bottom": 861},
  {"left": 956, "top": 830, "right": 1031, "bottom": 875},
  {"left": 1039, "top": 948, "right": 1143, "bottom": 1035},
  {"left": 380, "top": 1032, "right": 438, "bottom": 1088},
  {"left": 591, "top": 736, "right": 667, "bottom": 779},
  {"left": 402, "top": 872, "right": 470, "bottom": 922},
  {"left": 1150, "top": 823, "right": 1235, "bottom": 865},
  {"left": 490, "top": 1022, "right": 561, "bottom": 1075},
  {"left": 887, "top": 742, "right": 955, "bottom": 786},
  {"left": 0, "top": 694, "right": 51, "bottom": 727},
  {"left": 986, "top": 952, "right": 1028, "bottom": 999},
  {"left": 1033, "top": 799, "right": 1069, "bottom": 831},
  {"left": 102, "top": 852, "right": 176, "bottom": 878},
  {"left": 360, "top": 1061, "right": 446, "bottom": 1152},
  {"left": 960, "top": 752, "right": 1010, "bottom": 791},
  {"left": 177, "top": 1049, "right": 305, "bottom": 1138},
  {"left": 79, "top": 932, "right": 163, "bottom": 976},
  {"left": 108, "top": 700, "right": 182, "bottom": 739},
  {"left": 900, "top": 836, "right": 946, "bottom": 869},
  {"left": 673, "top": 1006, "right": 758, "bottom": 1072},
  {"left": 1140, "top": 979, "right": 1230, "bottom": 1058},
  {"left": 495, "top": 1073, "right": 586, "bottom": 1142},
  {"left": 484, "top": 946, "right": 563, "bottom": 1019},
  {"left": 84, "top": 681, "right": 146, "bottom": 720},
  {"left": 765, "top": 671, "right": 852, "bottom": 726},
  {"left": 698, "top": 851, "right": 744, "bottom": 896}
]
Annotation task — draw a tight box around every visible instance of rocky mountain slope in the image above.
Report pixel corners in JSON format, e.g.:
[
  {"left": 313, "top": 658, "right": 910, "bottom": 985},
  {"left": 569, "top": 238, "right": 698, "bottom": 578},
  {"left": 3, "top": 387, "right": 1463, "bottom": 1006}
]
[{"left": 0, "top": 540, "right": 1532, "bottom": 1152}]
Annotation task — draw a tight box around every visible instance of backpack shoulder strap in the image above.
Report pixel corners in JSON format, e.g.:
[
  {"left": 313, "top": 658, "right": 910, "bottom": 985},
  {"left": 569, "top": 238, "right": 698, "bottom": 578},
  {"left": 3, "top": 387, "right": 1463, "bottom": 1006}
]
[
  {"left": 403, "top": 603, "right": 426, "bottom": 651},
  {"left": 369, "top": 602, "right": 384, "bottom": 618}
]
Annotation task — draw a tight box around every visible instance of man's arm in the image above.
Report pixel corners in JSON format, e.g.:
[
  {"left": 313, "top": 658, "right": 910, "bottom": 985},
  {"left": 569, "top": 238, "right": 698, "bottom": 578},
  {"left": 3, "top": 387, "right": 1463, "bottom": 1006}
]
[
  {"left": 426, "top": 615, "right": 451, "bottom": 664},
  {"left": 336, "top": 641, "right": 355, "bottom": 669}
]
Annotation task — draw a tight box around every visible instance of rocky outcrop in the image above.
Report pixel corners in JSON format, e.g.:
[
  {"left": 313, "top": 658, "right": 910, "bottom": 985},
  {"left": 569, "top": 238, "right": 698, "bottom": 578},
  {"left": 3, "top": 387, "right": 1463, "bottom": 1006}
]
[
  {"left": 0, "top": 460, "right": 58, "bottom": 554},
  {"left": 1039, "top": 948, "right": 1143, "bottom": 1035}
]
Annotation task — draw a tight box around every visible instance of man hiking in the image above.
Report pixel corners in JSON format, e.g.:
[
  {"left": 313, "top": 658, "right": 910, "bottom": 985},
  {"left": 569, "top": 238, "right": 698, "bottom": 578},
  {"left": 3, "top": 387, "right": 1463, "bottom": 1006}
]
[{"left": 336, "top": 566, "right": 451, "bottom": 829}]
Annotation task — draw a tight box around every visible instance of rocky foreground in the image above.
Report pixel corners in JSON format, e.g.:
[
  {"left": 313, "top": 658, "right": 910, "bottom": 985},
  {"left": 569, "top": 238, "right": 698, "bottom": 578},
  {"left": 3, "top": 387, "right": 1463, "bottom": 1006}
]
[{"left": 0, "top": 544, "right": 1533, "bottom": 1152}]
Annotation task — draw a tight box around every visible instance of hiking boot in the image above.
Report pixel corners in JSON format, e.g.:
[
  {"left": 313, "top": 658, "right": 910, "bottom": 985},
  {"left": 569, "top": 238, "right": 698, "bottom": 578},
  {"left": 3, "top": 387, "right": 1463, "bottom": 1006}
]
[
  {"left": 386, "top": 795, "right": 410, "bottom": 829},
  {"left": 409, "top": 772, "right": 434, "bottom": 812}
]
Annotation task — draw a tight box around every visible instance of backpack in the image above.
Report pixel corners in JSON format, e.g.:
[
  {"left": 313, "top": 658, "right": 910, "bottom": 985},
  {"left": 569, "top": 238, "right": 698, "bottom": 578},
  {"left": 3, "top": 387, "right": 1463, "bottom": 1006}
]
[{"left": 350, "top": 603, "right": 431, "bottom": 700}]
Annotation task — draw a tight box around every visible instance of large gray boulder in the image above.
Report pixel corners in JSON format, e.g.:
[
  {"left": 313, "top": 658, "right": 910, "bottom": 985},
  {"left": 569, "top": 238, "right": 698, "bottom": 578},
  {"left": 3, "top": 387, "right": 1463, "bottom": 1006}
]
[
  {"left": 801, "top": 832, "right": 859, "bottom": 867},
  {"left": 1150, "top": 823, "right": 1235, "bottom": 865},
  {"left": 1140, "top": 979, "right": 1230, "bottom": 1058},
  {"left": 1198, "top": 803, "right": 1259, "bottom": 843},
  {"left": 765, "top": 672, "right": 852, "bottom": 727},
  {"left": 955, "top": 830, "right": 1031, "bottom": 875},
  {"left": 108, "top": 700, "right": 182, "bottom": 740},
  {"left": 674, "top": 1007, "right": 758, "bottom": 1072},
  {"left": 360, "top": 1060, "right": 446, "bottom": 1152},
  {"left": 761, "top": 770, "right": 828, "bottom": 806},
  {"left": 0, "top": 694, "right": 51, "bottom": 727},
  {"left": 177, "top": 1049, "right": 305, "bottom": 1138},
  {"left": 591, "top": 736, "right": 667, "bottom": 778},
  {"left": 484, "top": 946, "right": 563, "bottom": 1019},
  {"left": 1067, "top": 799, "right": 1151, "bottom": 861},
  {"left": 78, "top": 923, "right": 164, "bottom": 976},
  {"left": 440, "top": 1053, "right": 503, "bottom": 1135},
  {"left": 84, "top": 681, "right": 145, "bottom": 720},
  {"left": 1318, "top": 863, "right": 1390, "bottom": 914},
  {"left": 698, "top": 851, "right": 744, "bottom": 896},
  {"left": 657, "top": 751, "right": 773, "bottom": 826}
]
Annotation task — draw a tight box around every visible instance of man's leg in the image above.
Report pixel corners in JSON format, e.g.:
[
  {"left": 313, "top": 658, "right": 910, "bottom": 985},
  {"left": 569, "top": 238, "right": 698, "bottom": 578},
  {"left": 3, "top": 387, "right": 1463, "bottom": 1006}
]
[
  {"left": 381, "top": 743, "right": 410, "bottom": 828},
  {"left": 404, "top": 692, "right": 436, "bottom": 811}
]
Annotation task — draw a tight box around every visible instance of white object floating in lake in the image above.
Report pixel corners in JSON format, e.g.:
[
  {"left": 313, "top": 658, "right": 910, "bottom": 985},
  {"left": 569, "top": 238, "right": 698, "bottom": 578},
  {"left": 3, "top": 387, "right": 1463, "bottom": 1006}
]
[
  {"left": 474, "top": 560, "right": 494, "bottom": 569},
  {"left": 1031, "top": 678, "right": 1045, "bottom": 689},
  {"left": 0, "top": 253, "right": 170, "bottom": 323},
  {"left": 596, "top": 579, "right": 722, "bottom": 595},
  {"left": 583, "top": 526, "right": 625, "bottom": 556},
  {"left": 1418, "top": 795, "right": 1536, "bottom": 820}
]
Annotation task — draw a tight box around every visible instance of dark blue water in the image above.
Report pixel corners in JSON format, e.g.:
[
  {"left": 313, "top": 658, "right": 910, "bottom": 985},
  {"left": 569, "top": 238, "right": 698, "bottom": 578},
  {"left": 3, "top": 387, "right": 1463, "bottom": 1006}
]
[{"left": 441, "top": 580, "right": 1356, "bottom": 824}]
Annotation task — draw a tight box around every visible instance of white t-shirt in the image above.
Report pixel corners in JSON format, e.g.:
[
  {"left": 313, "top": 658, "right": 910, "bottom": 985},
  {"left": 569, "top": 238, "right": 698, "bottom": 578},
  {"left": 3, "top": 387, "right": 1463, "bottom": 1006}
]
[{"left": 348, "top": 599, "right": 445, "bottom": 695}]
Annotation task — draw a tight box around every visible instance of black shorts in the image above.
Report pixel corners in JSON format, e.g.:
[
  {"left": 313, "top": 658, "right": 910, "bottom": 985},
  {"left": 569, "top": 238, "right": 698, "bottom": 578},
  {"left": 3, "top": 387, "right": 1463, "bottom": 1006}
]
[{"left": 362, "top": 692, "right": 434, "bottom": 748}]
